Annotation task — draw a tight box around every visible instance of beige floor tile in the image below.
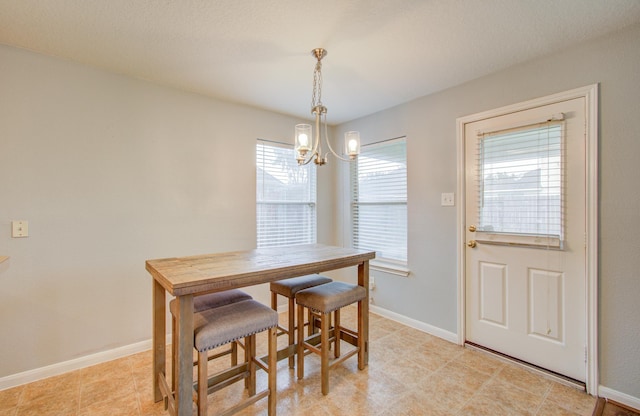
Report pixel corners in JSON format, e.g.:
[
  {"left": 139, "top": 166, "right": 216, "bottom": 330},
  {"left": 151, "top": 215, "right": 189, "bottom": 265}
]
[
  {"left": 19, "top": 372, "right": 80, "bottom": 404},
  {"left": 78, "top": 392, "right": 140, "bottom": 416},
  {"left": 1, "top": 311, "right": 605, "bottom": 416},
  {"left": 537, "top": 400, "right": 585, "bottom": 416},
  {"left": 14, "top": 393, "right": 79, "bottom": 416},
  {"left": 476, "top": 377, "right": 545, "bottom": 415},
  {"left": 0, "top": 386, "right": 24, "bottom": 411},
  {"left": 79, "top": 376, "right": 137, "bottom": 409},
  {"left": 457, "top": 348, "right": 505, "bottom": 376},
  {"left": 494, "top": 364, "right": 552, "bottom": 397},
  {"left": 391, "top": 390, "right": 458, "bottom": 416},
  {"left": 545, "top": 382, "right": 596, "bottom": 416}
]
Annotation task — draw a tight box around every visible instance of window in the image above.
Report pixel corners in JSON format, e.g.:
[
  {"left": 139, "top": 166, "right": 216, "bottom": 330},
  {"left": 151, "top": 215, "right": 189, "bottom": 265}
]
[
  {"left": 476, "top": 122, "right": 564, "bottom": 247},
  {"left": 256, "top": 139, "right": 317, "bottom": 247},
  {"left": 351, "top": 137, "right": 407, "bottom": 274}
]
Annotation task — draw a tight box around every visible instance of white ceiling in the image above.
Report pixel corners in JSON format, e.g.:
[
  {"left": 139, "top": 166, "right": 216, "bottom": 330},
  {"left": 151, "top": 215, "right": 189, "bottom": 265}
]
[{"left": 1, "top": 0, "right": 640, "bottom": 124}]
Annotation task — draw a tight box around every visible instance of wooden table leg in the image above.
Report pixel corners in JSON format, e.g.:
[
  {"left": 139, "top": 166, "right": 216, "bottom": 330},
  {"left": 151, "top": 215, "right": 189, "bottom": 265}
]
[
  {"left": 152, "top": 280, "right": 166, "bottom": 403},
  {"left": 175, "top": 294, "right": 194, "bottom": 416},
  {"left": 358, "top": 261, "right": 369, "bottom": 366}
]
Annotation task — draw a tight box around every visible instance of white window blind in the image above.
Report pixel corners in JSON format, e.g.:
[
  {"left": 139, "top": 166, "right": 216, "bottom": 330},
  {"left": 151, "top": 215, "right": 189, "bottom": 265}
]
[
  {"left": 477, "top": 122, "right": 564, "bottom": 246},
  {"left": 351, "top": 137, "right": 407, "bottom": 266},
  {"left": 257, "top": 140, "right": 317, "bottom": 247}
]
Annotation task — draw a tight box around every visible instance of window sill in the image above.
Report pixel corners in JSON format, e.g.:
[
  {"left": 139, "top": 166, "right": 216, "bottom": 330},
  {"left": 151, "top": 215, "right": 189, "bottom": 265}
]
[{"left": 370, "top": 260, "right": 410, "bottom": 277}]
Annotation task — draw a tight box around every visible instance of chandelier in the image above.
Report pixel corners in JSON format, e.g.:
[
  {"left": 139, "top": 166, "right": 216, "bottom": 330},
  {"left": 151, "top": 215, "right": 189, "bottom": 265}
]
[{"left": 294, "top": 48, "right": 360, "bottom": 165}]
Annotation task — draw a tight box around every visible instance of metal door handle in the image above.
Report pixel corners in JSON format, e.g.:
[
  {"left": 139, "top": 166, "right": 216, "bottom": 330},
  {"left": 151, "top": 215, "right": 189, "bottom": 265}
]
[
  {"left": 469, "top": 225, "right": 477, "bottom": 232},
  {"left": 467, "top": 240, "right": 477, "bottom": 248}
]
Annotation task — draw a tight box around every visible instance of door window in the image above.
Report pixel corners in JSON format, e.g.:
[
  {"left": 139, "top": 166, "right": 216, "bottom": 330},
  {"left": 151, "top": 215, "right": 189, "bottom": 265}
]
[{"left": 476, "top": 122, "right": 564, "bottom": 248}]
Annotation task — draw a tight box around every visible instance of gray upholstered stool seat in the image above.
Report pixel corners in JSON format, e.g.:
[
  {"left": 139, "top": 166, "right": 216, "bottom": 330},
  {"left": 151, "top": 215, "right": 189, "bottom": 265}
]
[
  {"left": 295, "top": 281, "right": 366, "bottom": 313},
  {"left": 169, "top": 289, "right": 253, "bottom": 392},
  {"left": 194, "top": 300, "right": 278, "bottom": 351},
  {"left": 193, "top": 300, "right": 278, "bottom": 416},
  {"left": 169, "top": 289, "right": 252, "bottom": 316},
  {"left": 270, "top": 274, "right": 332, "bottom": 368},
  {"left": 270, "top": 274, "right": 332, "bottom": 298},
  {"left": 295, "top": 281, "right": 366, "bottom": 395}
]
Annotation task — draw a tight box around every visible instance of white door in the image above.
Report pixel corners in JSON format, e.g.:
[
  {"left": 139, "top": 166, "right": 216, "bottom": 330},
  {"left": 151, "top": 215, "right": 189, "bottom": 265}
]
[{"left": 464, "top": 97, "right": 587, "bottom": 382}]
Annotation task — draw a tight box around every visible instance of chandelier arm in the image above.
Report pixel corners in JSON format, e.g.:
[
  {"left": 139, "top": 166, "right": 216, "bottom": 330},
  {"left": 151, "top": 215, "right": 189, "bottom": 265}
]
[
  {"left": 322, "top": 113, "right": 352, "bottom": 162},
  {"left": 297, "top": 154, "right": 316, "bottom": 166}
]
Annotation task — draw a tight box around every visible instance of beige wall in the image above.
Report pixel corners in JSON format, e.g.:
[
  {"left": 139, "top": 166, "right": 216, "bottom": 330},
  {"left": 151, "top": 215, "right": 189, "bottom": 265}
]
[
  {"left": 0, "top": 44, "right": 334, "bottom": 377},
  {"left": 334, "top": 23, "right": 640, "bottom": 399}
]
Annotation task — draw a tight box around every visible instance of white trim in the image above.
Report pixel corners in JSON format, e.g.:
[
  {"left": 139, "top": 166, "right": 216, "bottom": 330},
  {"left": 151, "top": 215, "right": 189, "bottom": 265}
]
[
  {"left": 370, "top": 304, "right": 458, "bottom": 344},
  {"left": 456, "top": 84, "right": 599, "bottom": 393},
  {"left": 598, "top": 386, "right": 640, "bottom": 411},
  {"left": 370, "top": 260, "right": 410, "bottom": 277},
  {"left": 0, "top": 339, "right": 153, "bottom": 391}
]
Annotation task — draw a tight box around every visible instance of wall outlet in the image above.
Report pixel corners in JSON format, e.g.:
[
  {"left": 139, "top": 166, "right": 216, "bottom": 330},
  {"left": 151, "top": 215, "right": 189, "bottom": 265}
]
[
  {"left": 369, "top": 275, "right": 376, "bottom": 290},
  {"left": 441, "top": 193, "right": 455, "bottom": 206}
]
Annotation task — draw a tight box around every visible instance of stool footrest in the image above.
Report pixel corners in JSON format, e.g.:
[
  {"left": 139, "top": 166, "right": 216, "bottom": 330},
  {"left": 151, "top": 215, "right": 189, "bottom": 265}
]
[
  {"left": 201, "top": 362, "right": 249, "bottom": 394},
  {"left": 329, "top": 347, "right": 359, "bottom": 369},
  {"left": 217, "top": 389, "right": 270, "bottom": 416}
]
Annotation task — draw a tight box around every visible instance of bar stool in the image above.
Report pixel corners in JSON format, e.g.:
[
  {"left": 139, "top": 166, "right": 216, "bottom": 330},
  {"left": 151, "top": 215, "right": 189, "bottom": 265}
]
[
  {"left": 270, "top": 274, "right": 332, "bottom": 368},
  {"left": 169, "top": 289, "right": 252, "bottom": 391},
  {"left": 194, "top": 299, "right": 278, "bottom": 416},
  {"left": 295, "top": 281, "right": 366, "bottom": 395}
]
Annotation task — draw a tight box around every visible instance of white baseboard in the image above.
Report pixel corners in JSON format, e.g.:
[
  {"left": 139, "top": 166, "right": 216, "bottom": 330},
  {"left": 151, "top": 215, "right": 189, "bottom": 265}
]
[
  {"left": 0, "top": 339, "right": 152, "bottom": 391},
  {"left": 369, "top": 304, "right": 459, "bottom": 344},
  {"left": 598, "top": 385, "right": 640, "bottom": 411}
]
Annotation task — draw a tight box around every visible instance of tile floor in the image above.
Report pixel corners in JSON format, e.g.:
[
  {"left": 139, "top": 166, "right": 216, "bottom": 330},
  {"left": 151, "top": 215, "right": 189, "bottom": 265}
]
[{"left": 0, "top": 306, "right": 597, "bottom": 416}]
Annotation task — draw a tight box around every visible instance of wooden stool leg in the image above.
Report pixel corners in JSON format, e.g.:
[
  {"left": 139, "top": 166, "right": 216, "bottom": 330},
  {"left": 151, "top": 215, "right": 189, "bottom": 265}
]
[
  {"left": 171, "top": 315, "right": 177, "bottom": 393},
  {"left": 307, "top": 309, "right": 316, "bottom": 336},
  {"left": 288, "top": 297, "right": 295, "bottom": 369},
  {"left": 197, "top": 351, "right": 208, "bottom": 416},
  {"left": 231, "top": 341, "right": 238, "bottom": 366},
  {"left": 297, "top": 303, "right": 305, "bottom": 380},
  {"left": 321, "top": 312, "right": 330, "bottom": 395},
  {"left": 334, "top": 309, "right": 341, "bottom": 359},
  {"left": 247, "top": 335, "right": 256, "bottom": 396},
  {"left": 358, "top": 299, "right": 365, "bottom": 370},
  {"left": 244, "top": 338, "right": 250, "bottom": 390},
  {"left": 268, "top": 326, "right": 277, "bottom": 416}
]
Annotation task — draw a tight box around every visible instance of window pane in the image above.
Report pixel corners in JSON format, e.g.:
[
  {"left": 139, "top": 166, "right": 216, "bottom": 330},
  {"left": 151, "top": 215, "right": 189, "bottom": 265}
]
[
  {"left": 257, "top": 141, "right": 316, "bottom": 247},
  {"left": 353, "top": 203, "right": 407, "bottom": 262},
  {"left": 351, "top": 137, "right": 407, "bottom": 264},
  {"left": 478, "top": 124, "right": 563, "bottom": 238}
]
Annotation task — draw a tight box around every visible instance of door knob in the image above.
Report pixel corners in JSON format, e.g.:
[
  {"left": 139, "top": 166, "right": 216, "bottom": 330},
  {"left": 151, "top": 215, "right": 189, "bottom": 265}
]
[
  {"left": 467, "top": 240, "right": 477, "bottom": 248},
  {"left": 468, "top": 225, "right": 477, "bottom": 232}
]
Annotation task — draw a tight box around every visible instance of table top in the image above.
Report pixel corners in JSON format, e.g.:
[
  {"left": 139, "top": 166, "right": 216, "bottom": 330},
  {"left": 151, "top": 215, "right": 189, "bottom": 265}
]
[{"left": 146, "top": 244, "right": 375, "bottom": 296}]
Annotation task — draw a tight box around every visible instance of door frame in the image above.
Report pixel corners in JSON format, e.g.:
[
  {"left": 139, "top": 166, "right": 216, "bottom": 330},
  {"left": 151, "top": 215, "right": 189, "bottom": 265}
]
[{"left": 455, "top": 84, "right": 599, "bottom": 394}]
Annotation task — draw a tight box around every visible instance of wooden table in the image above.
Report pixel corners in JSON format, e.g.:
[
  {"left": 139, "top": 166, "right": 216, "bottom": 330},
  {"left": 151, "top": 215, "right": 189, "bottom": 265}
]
[{"left": 146, "top": 244, "right": 375, "bottom": 416}]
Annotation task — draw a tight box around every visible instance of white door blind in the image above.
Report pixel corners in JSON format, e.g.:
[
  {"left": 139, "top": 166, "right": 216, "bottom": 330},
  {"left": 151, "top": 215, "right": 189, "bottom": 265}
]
[
  {"left": 351, "top": 137, "right": 407, "bottom": 264},
  {"left": 257, "top": 140, "right": 317, "bottom": 247},
  {"left": 477, "top": 122, "right": 564, "bottom": 245}
]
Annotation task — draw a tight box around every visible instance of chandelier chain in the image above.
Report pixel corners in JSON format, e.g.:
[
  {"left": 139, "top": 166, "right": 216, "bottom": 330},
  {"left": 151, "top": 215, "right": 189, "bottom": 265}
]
[{"left": 311, "top": 60, "right": 323, "bottom": 109}]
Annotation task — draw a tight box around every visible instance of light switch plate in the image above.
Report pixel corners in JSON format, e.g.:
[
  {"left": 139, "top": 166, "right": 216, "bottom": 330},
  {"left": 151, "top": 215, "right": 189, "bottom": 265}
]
[
  {"left": 12, "top": 220, "right": 28, "bottom": 238},
  {"left": 441, "top": 193, "right": 455, "bottom": 206}
]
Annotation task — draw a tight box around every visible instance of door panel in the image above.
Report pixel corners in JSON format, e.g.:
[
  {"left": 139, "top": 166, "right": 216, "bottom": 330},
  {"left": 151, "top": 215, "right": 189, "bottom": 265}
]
[
  {"left": 464, "top": 97, "right": 586, "bottom": 382},
  {"left": 479, "top": 261, "right": 507, "bottom": 327}
]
